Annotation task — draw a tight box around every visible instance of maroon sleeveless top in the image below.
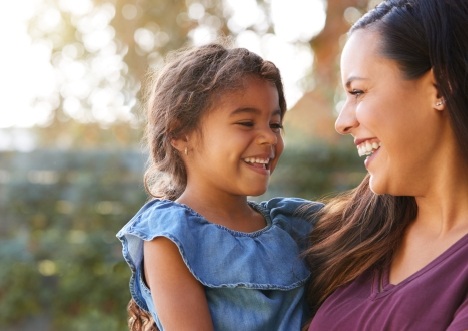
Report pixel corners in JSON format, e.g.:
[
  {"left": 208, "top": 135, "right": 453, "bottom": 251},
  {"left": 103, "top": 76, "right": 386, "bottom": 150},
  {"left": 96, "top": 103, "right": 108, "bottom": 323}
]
[{"left": 309, "top": 234, "right": 468, "bottom": 331}]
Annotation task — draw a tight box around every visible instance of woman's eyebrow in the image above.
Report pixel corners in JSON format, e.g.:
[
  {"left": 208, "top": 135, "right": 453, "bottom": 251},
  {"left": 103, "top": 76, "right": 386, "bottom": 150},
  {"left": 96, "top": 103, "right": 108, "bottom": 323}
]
[{"left": 345, "top": 76, "right": 369, "bottom": 88}]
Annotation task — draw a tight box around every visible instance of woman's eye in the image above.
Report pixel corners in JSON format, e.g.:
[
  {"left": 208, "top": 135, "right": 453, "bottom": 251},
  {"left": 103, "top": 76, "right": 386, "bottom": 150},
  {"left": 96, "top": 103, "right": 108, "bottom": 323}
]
[{"left": 349, "top": 89, "right": 364, "bottom": 98}]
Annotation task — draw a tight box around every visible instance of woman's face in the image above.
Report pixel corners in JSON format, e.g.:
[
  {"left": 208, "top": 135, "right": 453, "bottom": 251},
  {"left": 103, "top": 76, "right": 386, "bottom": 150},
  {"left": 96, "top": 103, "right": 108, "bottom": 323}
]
[{"left": 336, "top": 29, "right": 448, "bottom": 196}]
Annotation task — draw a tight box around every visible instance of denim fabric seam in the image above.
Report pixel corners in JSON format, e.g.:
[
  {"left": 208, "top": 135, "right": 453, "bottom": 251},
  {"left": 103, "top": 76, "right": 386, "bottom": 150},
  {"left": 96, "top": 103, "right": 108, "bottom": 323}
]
[
  {"left": 129, "top": 268, "right": 150, "bottom": 311},
  {"left": 138, "top": 270, "right": 151, "bottom": 295},
  {"left": 119, "top": 235, "right": 150, "bottom": 312},
  {"left": 207, "top": 201, "right": 274, "bottom": 237}
]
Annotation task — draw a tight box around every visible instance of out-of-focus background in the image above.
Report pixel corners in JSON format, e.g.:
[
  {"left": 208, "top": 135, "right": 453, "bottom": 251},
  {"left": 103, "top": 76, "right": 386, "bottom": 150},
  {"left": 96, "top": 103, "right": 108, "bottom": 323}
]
[{"left": 0, "top": 0, "right": 379, "bottom": 330}]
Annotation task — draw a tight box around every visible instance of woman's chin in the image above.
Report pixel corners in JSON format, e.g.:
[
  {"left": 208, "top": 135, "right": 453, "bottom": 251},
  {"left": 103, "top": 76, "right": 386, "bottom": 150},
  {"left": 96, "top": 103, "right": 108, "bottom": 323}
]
[{"left": 368, "top": 176, "right": 386, "bottom": 195}]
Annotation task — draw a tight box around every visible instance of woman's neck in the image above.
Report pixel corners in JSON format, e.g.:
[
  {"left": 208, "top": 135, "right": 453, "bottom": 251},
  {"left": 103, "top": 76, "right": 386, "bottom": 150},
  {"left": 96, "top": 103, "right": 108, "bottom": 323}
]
[{"left": 413, "top": 162, "right": 468, "bottom": 235}]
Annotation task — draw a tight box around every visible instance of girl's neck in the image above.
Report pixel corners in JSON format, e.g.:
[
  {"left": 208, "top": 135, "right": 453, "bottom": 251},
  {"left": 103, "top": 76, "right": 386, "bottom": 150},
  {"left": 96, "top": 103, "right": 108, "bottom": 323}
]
[{"left": 176, "top": 193, "right": 267, "bottom": 233}]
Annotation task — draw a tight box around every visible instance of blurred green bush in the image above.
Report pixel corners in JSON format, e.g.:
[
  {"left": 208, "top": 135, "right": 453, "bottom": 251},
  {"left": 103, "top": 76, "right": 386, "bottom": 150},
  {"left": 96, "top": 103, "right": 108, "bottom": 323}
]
[
  {"left": 0, "top": 145, "right": 365, "bottom": 330},
  {"left": 0, "top": 149, "right": 147, "bottom": 330},
  {"left": 260, "top": 141, "right": 366, "bottom": 201}
]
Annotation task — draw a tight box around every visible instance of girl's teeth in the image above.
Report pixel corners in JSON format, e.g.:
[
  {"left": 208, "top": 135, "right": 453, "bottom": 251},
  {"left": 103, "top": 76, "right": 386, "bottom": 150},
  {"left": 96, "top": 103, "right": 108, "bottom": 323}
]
[{"left": 245, "top": 158, "right": 268, "bottom": 164}]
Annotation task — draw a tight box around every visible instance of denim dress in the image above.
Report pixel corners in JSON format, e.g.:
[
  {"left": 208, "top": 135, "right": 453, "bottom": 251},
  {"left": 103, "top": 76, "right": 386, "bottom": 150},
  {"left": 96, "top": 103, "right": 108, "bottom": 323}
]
[{"left": 117, "top": 197, "right": 321, "bottom": 331}]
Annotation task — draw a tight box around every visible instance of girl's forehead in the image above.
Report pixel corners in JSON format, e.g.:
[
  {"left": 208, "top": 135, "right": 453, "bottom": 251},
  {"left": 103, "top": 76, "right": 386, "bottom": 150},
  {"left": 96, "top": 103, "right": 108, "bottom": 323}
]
[{"left": 197, "top": 75, "right": 282, "bottom": 122}]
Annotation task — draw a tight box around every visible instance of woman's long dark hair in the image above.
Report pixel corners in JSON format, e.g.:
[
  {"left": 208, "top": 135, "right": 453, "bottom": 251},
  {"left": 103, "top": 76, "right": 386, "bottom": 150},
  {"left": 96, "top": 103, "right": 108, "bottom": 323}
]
[
  {"left": 305, "top": 176, "right": 417, "bottom": 311},
  {"left": 304, "top": 0, "right": 468, "bottom": 314}
]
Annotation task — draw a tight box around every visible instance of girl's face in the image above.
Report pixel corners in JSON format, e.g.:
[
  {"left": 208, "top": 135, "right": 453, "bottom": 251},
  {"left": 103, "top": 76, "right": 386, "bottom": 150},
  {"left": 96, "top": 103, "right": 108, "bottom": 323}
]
[
  {"left": 183, "top": 76, "right": 284, "bottom": 199},
  {"left": 337, "top": 29, "right": 449, "bottom": 196}
]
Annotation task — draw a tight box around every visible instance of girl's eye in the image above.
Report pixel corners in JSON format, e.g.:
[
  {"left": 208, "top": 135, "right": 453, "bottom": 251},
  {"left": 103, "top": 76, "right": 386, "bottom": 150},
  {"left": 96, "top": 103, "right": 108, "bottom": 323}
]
[
  {"left": 237, "top": 121, "right": 254, "bottom": 127},
  {"left": 236, "top": 121, "right": 283, "bottom": 132},
  {"left": 270, "top": 123, "right": 283, "bottom": 132}
]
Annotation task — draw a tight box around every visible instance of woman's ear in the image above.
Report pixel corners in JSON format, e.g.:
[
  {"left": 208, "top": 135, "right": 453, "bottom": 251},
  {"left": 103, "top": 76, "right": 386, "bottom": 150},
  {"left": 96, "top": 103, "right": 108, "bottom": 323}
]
[
  {"left": 429, "top": 68, "right": 446, "bottom": 111},
  {"left": 434, "top": 97, "right": 446, "bottom": 111}
]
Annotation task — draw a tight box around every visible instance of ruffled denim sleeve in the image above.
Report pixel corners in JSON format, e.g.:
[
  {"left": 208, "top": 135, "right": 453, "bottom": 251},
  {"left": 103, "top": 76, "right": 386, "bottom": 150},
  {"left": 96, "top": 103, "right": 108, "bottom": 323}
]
[
  {"left": 116, "top": 197, "right": 322, "bottom": 327},
  {"left": 259, "top": 197, "right": 323, "bottom": 252}
]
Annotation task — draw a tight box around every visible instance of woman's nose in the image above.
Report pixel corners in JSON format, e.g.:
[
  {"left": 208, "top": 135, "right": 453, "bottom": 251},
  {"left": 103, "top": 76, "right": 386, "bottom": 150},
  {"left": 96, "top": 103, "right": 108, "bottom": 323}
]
[{"left": 335, "top": 103, "right": 358, "bottom": 135}]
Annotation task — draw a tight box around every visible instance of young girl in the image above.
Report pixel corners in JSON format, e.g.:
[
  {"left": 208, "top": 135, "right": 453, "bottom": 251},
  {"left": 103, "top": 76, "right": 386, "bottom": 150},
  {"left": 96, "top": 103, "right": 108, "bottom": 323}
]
[{"left": 117, "top": 43, "right": 321, "bottom": 330}]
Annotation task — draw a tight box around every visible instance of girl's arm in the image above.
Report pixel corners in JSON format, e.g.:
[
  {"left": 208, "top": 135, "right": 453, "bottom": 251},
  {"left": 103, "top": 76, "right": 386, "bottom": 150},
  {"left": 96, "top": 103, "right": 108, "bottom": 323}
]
[{"left": 144, "top": 237, "right": 214, "bottom": 331}]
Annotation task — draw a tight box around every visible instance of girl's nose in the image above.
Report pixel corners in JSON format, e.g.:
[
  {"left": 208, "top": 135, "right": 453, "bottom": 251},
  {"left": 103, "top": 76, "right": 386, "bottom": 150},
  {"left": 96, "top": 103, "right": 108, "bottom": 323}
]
[
  {"left": 335, "top": 103, "right": 358, "bottom": 135},
  {"left": 257, "top": 127, "right": 278, "bottom": 145}
]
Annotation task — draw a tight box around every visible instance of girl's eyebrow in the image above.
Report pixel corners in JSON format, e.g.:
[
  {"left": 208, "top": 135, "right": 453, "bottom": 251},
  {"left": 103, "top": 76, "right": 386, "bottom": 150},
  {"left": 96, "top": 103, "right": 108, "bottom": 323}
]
[{"left": 229, "top": 107, "right": 282, "bottom": 117}]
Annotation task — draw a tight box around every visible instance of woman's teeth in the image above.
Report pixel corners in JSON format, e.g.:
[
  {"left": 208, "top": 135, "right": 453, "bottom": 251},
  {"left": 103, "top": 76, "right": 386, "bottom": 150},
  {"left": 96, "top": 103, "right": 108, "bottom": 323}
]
[{"left": 357, "top": 141, "right": 381, "bottom": 157}]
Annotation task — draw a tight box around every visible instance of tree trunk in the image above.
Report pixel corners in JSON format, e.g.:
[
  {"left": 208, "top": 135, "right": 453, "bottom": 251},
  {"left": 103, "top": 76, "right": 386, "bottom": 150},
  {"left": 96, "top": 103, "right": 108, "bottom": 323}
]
[{"left": 285, "top": 0, "right": 369, "bottom": 144}]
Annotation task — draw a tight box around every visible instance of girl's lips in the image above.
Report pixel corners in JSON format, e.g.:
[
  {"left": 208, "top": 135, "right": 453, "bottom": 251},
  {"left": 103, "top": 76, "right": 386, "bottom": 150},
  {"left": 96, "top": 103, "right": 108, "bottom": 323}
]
[{"left": 243, "top": 160, "right": 270, "bottom": 175}]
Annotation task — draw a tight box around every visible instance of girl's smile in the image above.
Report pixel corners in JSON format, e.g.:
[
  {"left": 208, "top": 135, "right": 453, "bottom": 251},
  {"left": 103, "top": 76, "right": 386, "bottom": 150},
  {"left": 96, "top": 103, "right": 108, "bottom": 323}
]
[
  {"left": 243, "top": 155, "right": 274, "bottom": 175},
  {"left": 180, "top": 75, "right": 284, "bottom": 199}
]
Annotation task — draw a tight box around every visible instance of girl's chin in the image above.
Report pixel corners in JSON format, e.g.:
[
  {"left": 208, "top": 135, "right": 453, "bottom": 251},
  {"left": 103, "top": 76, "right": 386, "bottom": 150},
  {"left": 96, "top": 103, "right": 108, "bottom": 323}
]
[{"left": 248, "top": 189, "right": 268, "bottom": 197}]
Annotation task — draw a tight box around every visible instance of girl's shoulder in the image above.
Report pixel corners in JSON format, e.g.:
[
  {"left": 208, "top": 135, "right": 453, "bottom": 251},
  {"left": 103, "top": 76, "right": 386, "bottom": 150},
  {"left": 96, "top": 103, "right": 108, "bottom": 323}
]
[
  {"left": 257, "top": 197, "right": 323, "bottom": 228},
  {"left": 258, "top": 197, "right": 323, "bottom": 215},
  {"left": 116, "top": 197, "right": 317, "bottom": 289},
  {"left": 119, "top": 197, "right": 323, "bottom": 241},
  {"left": 116, "top": 199, "right": 209, "bottom": 241}
]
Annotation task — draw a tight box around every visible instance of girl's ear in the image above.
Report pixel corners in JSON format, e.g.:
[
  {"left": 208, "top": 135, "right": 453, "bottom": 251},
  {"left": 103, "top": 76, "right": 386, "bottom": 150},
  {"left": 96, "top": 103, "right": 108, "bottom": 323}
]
[
  {"left": 170, "top": 137, "right": 185, "bottom": 152},
  {"left": 171, "top": 135, "right": 189, "bottom": 155}
]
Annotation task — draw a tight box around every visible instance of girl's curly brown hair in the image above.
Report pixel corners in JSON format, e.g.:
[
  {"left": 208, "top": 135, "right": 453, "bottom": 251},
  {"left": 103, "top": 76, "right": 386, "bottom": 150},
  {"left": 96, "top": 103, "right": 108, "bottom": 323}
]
[{"left": 127, "top": 41, "right": 286, "bottom": 330}]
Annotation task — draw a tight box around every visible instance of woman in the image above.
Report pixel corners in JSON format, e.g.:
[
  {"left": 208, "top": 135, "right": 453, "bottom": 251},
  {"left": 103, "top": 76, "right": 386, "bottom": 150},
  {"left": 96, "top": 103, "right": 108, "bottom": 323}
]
[{"left": 304, "top": 0, "right": 468, "bottom": 330}]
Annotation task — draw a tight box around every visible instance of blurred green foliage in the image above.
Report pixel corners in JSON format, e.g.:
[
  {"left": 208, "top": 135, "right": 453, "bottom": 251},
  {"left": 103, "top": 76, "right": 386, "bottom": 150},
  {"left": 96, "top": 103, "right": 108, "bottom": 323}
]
[
  {"left": 0, "top": 144, "right": 365, "bottom": 330},
  {"left": 0, "top": 149, "right": 146, "bottom": 330},
  {"left": 3, "top": 0, "right": 372, "bottom": 329},
  {"left": 267, "top": 140, "right": 366, "bottom": 201}
]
